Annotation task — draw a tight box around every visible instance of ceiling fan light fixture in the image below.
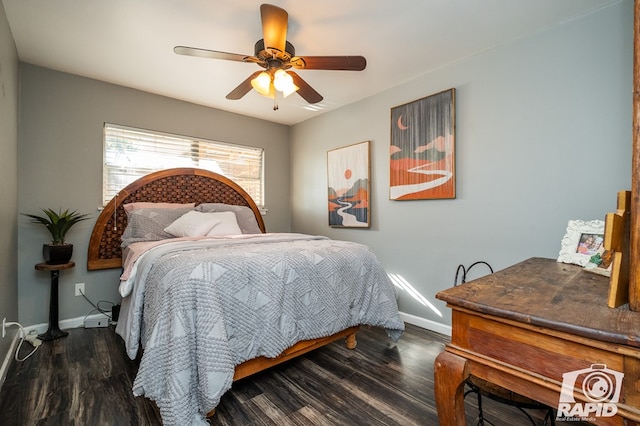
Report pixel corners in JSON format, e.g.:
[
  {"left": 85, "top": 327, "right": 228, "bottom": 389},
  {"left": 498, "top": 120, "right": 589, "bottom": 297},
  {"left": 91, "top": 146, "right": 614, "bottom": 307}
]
[
  {"left": 251, "top": 71, "right": 272, "bottom": 96},
  {"left": 266, "top": 84, "right": 276, "bottom": 99},
  {"left": 281, "top": 83, "right": 299, "bottom": 98},
  {"left": 273, "top": 69, "right": 299, "bottom": 98}
]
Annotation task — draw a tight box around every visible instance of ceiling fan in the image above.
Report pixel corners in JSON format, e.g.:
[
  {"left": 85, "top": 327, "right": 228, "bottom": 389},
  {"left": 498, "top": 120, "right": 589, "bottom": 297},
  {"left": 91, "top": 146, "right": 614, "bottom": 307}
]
[{"left": 174, "top": 3, "right": 366, "bottom": 107}]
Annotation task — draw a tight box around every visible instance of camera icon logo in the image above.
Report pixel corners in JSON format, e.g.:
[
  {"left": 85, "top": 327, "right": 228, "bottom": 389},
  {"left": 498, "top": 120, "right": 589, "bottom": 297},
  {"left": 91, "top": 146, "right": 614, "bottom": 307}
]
[{"left": 557, "top": 363, "right": 624, "bottom": 420}]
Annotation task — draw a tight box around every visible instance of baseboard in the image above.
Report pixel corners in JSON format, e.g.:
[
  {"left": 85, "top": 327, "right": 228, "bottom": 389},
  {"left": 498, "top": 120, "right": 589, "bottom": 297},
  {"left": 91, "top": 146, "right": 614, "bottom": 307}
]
[
  {"left": 21, "top": 313, "right": 111, "bottom": 336},
  {"left": 399, "top": 311, "right": 452, "bottom": 337},
  {"left": 21, "top": 311, "right": 449, "bottom": 336},
  {"left": 0, "top": 330, "right": 21, "bottom": 392}
]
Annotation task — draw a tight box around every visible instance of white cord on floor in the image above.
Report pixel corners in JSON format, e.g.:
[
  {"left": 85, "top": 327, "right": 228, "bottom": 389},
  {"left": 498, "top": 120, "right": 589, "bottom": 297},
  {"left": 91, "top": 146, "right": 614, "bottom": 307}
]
[{"left": 4, "top": 321, "right": 40, "bottom": 362}]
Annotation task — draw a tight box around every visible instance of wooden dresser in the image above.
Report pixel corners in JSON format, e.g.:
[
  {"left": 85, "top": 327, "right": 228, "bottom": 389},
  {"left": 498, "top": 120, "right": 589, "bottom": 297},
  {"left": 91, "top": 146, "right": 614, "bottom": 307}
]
[{"left": 434, "top": 257, "right": 640, "bottom": 425}]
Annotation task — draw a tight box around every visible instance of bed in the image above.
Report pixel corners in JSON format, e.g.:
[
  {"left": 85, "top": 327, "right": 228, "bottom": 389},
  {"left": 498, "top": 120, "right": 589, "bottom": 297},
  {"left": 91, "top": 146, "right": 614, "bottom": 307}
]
[{"left": 87, "top": 167, "right": 404, "bottom": 425}]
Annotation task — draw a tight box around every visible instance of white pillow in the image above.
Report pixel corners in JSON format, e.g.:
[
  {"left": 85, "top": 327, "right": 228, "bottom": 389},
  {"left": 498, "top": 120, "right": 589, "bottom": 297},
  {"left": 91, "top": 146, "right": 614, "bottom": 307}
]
[
  {"left": 206, "top": 211, "right": 242, "bottom": 236},
  {"left": 196, "top": 203, "right": 262, "bottom": 234},
  {"left": 164, "top": 211, "right": 222, "bottom": 237}
]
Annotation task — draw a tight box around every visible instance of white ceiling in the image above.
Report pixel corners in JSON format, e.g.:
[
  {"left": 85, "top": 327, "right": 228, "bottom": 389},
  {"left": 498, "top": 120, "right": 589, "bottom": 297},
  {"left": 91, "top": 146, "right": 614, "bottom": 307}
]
[{"left": 2, "top": 0, "right": 622, "bottom": 126}]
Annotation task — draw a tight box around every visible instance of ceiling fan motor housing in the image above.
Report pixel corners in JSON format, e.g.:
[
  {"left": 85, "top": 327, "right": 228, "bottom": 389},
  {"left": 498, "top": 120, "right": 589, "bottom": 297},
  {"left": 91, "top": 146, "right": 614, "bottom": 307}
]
[{"left": 255, "top": 39, "right": 295, "bottom": 62}]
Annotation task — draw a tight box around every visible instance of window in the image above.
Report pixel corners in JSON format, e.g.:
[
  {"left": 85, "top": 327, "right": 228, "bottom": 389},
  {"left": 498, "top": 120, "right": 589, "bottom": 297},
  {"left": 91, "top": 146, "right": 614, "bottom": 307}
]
[{"left": 103, "top": 123, "right": 264, "bottom": 206}]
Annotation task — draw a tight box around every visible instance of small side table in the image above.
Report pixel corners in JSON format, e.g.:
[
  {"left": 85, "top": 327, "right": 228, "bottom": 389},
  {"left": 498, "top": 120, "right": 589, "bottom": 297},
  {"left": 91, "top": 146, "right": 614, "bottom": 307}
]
[{"left": 35, "top": 261, "right": 75, "bottom": 341}]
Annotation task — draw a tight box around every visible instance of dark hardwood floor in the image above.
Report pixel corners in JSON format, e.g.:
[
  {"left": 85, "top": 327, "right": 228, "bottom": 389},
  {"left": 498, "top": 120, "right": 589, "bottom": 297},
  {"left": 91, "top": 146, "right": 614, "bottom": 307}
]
[{"left": 0, "top": 323, "right": 566, "bottom": 425}]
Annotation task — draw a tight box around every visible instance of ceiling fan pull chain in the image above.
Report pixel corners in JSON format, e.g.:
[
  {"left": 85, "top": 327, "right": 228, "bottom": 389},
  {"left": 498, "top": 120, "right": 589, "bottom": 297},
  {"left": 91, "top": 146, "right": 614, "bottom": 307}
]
[{"left": 273, "top": 95, "right": 278, "bottom": 111}]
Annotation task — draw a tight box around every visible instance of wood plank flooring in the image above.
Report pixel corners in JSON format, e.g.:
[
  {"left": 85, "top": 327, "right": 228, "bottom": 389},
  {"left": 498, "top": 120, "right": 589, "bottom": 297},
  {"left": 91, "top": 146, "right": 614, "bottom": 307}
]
[{"left": 0, "top": 324, "right": 567, "bottom": 425}]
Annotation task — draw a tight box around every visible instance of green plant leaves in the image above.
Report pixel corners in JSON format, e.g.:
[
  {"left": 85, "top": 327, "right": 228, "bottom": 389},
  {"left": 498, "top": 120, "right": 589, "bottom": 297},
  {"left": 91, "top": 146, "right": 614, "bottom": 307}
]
[{"left": 22, "top": 208, "right": 90, "bottom": 244}]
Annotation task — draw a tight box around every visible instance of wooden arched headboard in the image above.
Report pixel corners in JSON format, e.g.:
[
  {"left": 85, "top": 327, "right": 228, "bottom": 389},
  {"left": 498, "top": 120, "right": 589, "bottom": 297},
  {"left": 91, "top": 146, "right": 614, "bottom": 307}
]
[{"left": 87, "top": 168, "right": 265, "bottom": 270}]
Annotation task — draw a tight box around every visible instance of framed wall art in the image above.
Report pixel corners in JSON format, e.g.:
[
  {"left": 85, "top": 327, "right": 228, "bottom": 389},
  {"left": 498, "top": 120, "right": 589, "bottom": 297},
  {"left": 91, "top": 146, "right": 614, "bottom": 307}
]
[
  {"left": 327, "top": 141, "right": 370, "bottom": 228},
  {"left": 390, "top": 88, "right": 456, "bottom": 200},
  {"left": 557, "top": 219, "right": 606, "bottom": 267}
]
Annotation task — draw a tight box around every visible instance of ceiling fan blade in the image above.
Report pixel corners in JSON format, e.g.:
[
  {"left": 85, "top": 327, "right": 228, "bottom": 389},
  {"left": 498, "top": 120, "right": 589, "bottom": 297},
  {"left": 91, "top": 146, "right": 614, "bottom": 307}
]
[
  {"left": 226, "top": 71, "right": 263, "bottom": 100},
  {"left": 290, "top": 55, "right": 367, "bottom": 71},
  {"left": 288, "top": 71, "right": 323, "bottom": 104},
  {"left": 174, "top": 46, "right": 252, "bottom": 63},
  {"left": 260, "top": 4, "right": 288, "bottom": 54}
]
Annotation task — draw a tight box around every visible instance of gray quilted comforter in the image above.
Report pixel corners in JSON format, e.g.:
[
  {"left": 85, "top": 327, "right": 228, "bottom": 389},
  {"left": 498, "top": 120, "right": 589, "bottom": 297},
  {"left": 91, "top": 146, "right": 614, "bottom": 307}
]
[{"left": 125, "top": 234, "right": 404, "bottom": 425}]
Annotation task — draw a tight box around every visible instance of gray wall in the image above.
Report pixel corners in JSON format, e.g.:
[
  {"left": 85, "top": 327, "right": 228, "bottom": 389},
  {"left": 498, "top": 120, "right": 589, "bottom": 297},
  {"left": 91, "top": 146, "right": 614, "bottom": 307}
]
[
  {"left": 6, "top": 0, "right": 635, "bottom": 336},
  {"left": 0, "top": 1, "right": 19, "bottom": 368},
  {"left": 290, "top": 1, "right": 633, "bottom": 331},
  {"left": 17, "top": 65, "right": 291, "bottom": 326}
]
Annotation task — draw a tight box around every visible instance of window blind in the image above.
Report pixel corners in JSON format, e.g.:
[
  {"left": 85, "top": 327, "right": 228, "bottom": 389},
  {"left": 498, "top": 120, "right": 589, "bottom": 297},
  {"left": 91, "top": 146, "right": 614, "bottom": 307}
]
[{"left": 103, "top": 123, "right": 264, "bottom": 206}]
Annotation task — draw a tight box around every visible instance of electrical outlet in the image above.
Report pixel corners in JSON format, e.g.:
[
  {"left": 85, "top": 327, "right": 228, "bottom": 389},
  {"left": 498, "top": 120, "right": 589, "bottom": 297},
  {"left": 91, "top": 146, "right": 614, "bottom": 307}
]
[
  {"left": 75, "top": 283, "right": 85, "bottom": 297},
  {"left": 2, "top": 318, "right": 5, "bottom": 338}
]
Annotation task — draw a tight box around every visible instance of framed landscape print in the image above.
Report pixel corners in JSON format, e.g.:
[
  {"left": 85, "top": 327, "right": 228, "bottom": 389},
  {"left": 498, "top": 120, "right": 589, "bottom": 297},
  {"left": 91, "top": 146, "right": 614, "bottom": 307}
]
[
  {"left": 327, "top": 141, "right": 370, "bottom": 228},
  {"left": 390, "top": 88, "right": 456, "bottom": 200}
]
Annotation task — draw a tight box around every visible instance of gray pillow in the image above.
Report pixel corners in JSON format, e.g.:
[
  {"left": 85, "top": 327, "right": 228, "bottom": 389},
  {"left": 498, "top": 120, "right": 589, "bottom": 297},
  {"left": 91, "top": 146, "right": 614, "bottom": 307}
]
[
  {"left": 195, "top": 203, "right": 262, "bottom": 234},
  {"left": 121, "top": 206, "right": 195, "bottom": 247}
]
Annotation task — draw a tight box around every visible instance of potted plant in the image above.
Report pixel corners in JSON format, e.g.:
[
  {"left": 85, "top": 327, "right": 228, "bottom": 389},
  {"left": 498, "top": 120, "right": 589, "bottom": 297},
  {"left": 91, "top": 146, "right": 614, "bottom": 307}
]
[{"left": 23, "top": 208, "right": 90, "bottom": 265}]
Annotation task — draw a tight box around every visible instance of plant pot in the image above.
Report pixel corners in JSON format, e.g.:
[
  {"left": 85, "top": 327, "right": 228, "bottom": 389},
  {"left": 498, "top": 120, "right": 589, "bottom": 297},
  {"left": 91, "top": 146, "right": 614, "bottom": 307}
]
[{"left": 43, "top": 243, "right": 73, "bottom": 265}]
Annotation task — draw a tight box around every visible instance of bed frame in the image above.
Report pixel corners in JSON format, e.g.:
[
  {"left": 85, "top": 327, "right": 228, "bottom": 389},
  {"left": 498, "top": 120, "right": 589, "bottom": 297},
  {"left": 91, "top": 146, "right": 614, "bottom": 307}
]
[{"left": 87, "top": 167, "right": 358, "bottom": 415}]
